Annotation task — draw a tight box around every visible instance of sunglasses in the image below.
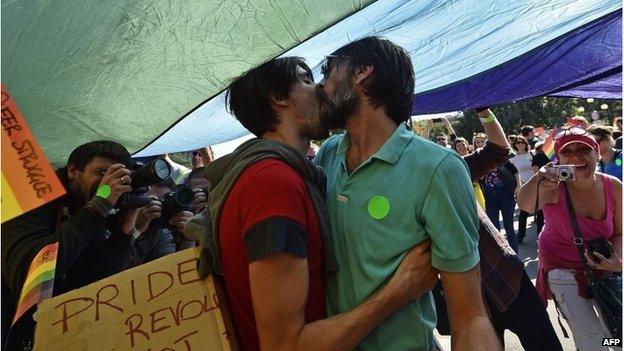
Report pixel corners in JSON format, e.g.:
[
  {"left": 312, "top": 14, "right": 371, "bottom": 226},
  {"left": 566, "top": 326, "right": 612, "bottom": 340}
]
[
  {"left": 192, "top": 151, "right": 201, "bottom": 157},
  {"left": 553, "top": 126, "right": 588, "bottom": 140}
]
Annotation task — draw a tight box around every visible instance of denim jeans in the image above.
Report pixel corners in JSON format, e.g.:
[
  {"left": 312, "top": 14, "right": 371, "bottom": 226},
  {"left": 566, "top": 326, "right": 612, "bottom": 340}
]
[{"left": 483, "top": 182, "right": 518, "bottom": 253}]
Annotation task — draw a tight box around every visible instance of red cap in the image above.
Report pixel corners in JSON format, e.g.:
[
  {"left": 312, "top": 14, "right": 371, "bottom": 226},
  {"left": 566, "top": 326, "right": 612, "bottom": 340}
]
[{"left": 555, "top": 133, "right": 599, "bottom": 154}]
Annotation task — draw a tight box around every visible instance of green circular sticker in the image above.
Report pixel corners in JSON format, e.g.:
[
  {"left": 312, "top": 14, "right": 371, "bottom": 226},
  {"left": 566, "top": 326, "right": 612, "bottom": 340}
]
[
  {"left": 95, "top": 184, "right": 112, "bottom": 199},
  {"left": 367, "top": 195, "right": 390, "bottom": 220},
  {"left": 616, "top": 158, "right": 622, "bottom": 167}
]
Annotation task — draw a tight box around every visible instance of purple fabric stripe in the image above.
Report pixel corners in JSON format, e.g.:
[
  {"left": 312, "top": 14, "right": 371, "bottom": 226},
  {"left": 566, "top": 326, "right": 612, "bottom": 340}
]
[
  {"left": 550, "top": 71, "right": 622, "bottom": 99},
  {"left": 412, "top": 10, "right": 622, "bottom": 114}
]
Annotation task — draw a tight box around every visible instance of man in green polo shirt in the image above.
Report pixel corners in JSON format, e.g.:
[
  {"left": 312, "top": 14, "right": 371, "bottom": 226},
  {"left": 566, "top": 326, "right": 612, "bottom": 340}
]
[{"left": 314, "top": 37, "right": 501, "bottom": 350}]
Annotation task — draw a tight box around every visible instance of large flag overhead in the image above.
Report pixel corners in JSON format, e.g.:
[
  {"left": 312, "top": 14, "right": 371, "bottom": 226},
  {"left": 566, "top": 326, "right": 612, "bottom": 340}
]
[
  {"left": 3, "top": 0, "right": 621, "bottom": 162},
  {"left": 2, "top": 0, "right": 375, "bottom": 165}
]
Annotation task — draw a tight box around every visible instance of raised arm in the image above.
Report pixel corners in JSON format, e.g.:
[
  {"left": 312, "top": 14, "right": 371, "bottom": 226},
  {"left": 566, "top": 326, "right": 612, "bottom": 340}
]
[
  {"left": 250, "top": 241, "right": 437, "bottom": 351},
  {"left": 476, "top": 108, "right": 509, "bottom": 148}
]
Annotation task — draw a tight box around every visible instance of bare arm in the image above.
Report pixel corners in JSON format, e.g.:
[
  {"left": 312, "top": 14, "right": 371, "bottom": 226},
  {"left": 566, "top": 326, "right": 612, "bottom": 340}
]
[
  {"left": 250, "top": 241, "right": 437, "bottom": 351},
  {"left": 514, "top": 173, "right": 521, "bottom": 196},
  {"left": 440, "top": 265, "right": 502, "bottom": 351},
  {"left": 476, "top": 109, "right": 509, "bottom": 149},
  {"left": 517, "top": 165, "right": 560, "bottom": 213},
  {"left": 442, "top": 117, "right": 457, "bottom": 142}
]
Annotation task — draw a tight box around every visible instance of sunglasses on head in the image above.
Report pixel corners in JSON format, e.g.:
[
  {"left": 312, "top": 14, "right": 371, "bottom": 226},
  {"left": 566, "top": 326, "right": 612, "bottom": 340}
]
[{"left": 553, "top": 126, "right": 588, "bottom": 140}]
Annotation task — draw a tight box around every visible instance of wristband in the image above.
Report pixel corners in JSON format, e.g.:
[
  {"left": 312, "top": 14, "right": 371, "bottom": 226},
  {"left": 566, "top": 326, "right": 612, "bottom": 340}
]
[
  {"left": 95, "top": 184, "right": 112, "bottom": 200},
  {"left": 479, "top": 111, "right": 496, "bottom": 124}
]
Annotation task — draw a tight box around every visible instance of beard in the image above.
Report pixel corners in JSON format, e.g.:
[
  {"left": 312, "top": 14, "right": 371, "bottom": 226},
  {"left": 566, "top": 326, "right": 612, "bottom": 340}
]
[{"left": 318, "top": 79, "right": 360, "bottom": 130}]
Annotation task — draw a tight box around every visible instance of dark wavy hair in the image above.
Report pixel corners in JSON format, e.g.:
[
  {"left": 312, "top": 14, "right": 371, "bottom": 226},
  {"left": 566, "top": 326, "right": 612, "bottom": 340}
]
[
  {"left": 328, "top": 37, "right": 415, "bottom": 125},
  {"left": 226, "top": 57, "right": 313, "bottom": 137}
]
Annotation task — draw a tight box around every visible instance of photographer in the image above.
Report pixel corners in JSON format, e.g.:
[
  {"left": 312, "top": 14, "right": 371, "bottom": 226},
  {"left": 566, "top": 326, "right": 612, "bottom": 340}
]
[
  {"left": 2, "top": 141, "right": 138, "bottom": 349},
  {"left": 130, "top": 178, "right": 198, "bottom": 266},
  {"left": 518, "top": 126, "right": 622, "bottom": 350}
]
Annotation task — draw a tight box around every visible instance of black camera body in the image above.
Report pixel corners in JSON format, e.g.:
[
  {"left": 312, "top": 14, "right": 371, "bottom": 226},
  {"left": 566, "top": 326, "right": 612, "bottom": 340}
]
[
  {"left": 587, "top": 238, "right": 613, "bottom": 261},
  {"left": 150, "top": 185, "right": 195, "bottom": 230},
  {"left": 117, "top": 159, "right": 171, "bottom": 208}
]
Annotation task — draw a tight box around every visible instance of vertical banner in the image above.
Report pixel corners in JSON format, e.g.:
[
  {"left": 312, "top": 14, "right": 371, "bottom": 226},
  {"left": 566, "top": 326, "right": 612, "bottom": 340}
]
[{"left": 1, "top": 85, "right": 65, "bottom": 222}]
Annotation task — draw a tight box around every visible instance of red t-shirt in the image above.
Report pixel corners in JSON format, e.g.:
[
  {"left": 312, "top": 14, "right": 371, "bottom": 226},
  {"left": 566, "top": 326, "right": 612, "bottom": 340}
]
[{"left": 219, "top": 159, "right": 326, "bottom": 351}]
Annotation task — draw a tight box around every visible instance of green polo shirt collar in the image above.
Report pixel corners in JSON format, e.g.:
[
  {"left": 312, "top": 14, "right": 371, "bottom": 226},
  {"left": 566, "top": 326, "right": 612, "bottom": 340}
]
[{"left": 336, "top": 123, "right": 413, "bottom": 165}]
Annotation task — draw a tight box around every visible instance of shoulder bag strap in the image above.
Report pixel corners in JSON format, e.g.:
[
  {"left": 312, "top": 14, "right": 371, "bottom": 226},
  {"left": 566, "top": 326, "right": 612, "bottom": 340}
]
[{"left": 561, "top": 182, "right": 595, "bottom": 280}]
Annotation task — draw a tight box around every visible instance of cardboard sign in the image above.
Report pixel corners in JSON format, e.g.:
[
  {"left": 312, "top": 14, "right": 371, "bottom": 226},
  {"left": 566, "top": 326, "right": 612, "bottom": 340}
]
[
  {"left": 34, "top": 248, "right": 238, "bottom": 351},
  {"left": 1, "top": 85, "right": 65, "bottom": 222}
]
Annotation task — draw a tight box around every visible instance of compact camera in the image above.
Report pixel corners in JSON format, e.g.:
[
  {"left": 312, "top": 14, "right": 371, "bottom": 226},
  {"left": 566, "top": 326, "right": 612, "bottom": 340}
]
[{"left": 548, "top": 165, "right": 576, "bottom": 181}]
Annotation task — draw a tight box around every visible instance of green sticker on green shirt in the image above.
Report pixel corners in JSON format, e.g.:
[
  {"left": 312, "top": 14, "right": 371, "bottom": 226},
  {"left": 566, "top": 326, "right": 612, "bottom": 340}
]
[
  {"left": 367, "top": 195, "right": 390, "bottom": 220},
  {"left": 616, "top": 158, "right": 622, "bottom": 166}
]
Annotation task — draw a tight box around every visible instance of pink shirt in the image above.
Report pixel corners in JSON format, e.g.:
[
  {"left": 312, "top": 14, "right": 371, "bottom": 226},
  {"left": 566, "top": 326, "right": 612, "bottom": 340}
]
[{"left": 536, "top": 174, "right": 615, "bottom": 302}]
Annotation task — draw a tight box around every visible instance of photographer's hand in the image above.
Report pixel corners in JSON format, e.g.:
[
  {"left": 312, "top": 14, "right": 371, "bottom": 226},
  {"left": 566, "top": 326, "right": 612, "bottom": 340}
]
[
  {"left": 192, "top": 188, "right": 207, "bottom": 214},
  {"left": 538, "top": 163, "right": 561, "bottom": 190},
  {"left": 120, "top": 208, "right": 141, "bottom": 235},
  {"left": 169, "top": 211, "right": 194, "bottom": 233},
  {"left": 135, "top": 196, "right": 163, "bottom": 233},
  {"left": 584, "top": 249, "right": 623, "bottom": 272},
  {"left": 96, "top": 164, "right": 133, "bottom": 206}
]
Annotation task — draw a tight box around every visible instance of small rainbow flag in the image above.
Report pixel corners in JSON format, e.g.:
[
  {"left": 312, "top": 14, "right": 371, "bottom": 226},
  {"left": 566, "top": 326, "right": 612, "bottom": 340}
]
[
  {"left": 542, "top": 118, "right": 588, "bottom": 162},
  {"left": 543, "top": 130, "right": 557, "bottom": 162},
  {"left": 12, "top": 242, "right": 58, "bottom": 325}
]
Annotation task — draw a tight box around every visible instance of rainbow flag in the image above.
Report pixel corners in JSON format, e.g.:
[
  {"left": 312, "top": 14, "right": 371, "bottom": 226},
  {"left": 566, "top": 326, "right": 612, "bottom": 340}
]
[
  {"left": 542, "top": 118, "right": 588, "bottom": 162},
  {"left": 12, "top": 242, "right": 58, "bottom": 325},
  {"left": 543, "top": 130, "right": 557, "bottom": 162}
]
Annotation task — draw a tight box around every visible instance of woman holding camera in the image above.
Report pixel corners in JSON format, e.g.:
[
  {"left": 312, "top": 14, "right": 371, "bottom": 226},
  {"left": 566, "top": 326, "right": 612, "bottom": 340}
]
[{"left": 518, "top": 126, "right": 622, "bottom": 350}]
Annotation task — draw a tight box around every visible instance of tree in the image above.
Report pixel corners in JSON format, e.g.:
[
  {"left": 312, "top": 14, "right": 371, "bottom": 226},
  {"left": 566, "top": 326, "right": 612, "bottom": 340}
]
[{"left": 454, "top": 97, "right": 622, "bottom": 138}]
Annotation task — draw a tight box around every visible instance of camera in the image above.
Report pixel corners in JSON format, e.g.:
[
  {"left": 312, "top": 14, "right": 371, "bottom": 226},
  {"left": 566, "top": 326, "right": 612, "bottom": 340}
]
[
  {"left": 150, "top": 185, "right": 195, "bottom": 230},
  {"left": 117, "top": 159, "right": 171, "bottom": 208},
  {"left": 587, "top": 238, "right": 613, "bottom": 261},
  {"left": 549, "top": 165, "right": 576, "bottom": 181}
]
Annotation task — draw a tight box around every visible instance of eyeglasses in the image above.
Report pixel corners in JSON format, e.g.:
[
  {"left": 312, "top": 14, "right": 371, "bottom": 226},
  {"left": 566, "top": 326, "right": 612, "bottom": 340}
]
[
  {"left": 192, "top": 151, "right": 201, "bottom": 157},
  {"left": 553, "top": 126, "right": 588, "bottom": 140}
]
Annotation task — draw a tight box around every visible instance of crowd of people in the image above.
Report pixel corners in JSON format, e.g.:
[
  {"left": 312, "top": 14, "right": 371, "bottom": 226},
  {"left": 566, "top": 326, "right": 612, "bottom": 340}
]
[{"left": 2, "top": 36, "right": 621, "bottom": 351}]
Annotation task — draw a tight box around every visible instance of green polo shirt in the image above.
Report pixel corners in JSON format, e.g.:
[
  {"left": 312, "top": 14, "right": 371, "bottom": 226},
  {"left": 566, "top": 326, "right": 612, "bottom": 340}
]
[{"left": 315, "top": 123, "right": 479, "bottom": 351}]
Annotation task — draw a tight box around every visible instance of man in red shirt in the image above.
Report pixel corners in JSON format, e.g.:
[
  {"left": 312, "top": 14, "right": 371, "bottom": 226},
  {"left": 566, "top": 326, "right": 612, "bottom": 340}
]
[{"left": 190, "top": 57, "right": 438, "bottom": 351}]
